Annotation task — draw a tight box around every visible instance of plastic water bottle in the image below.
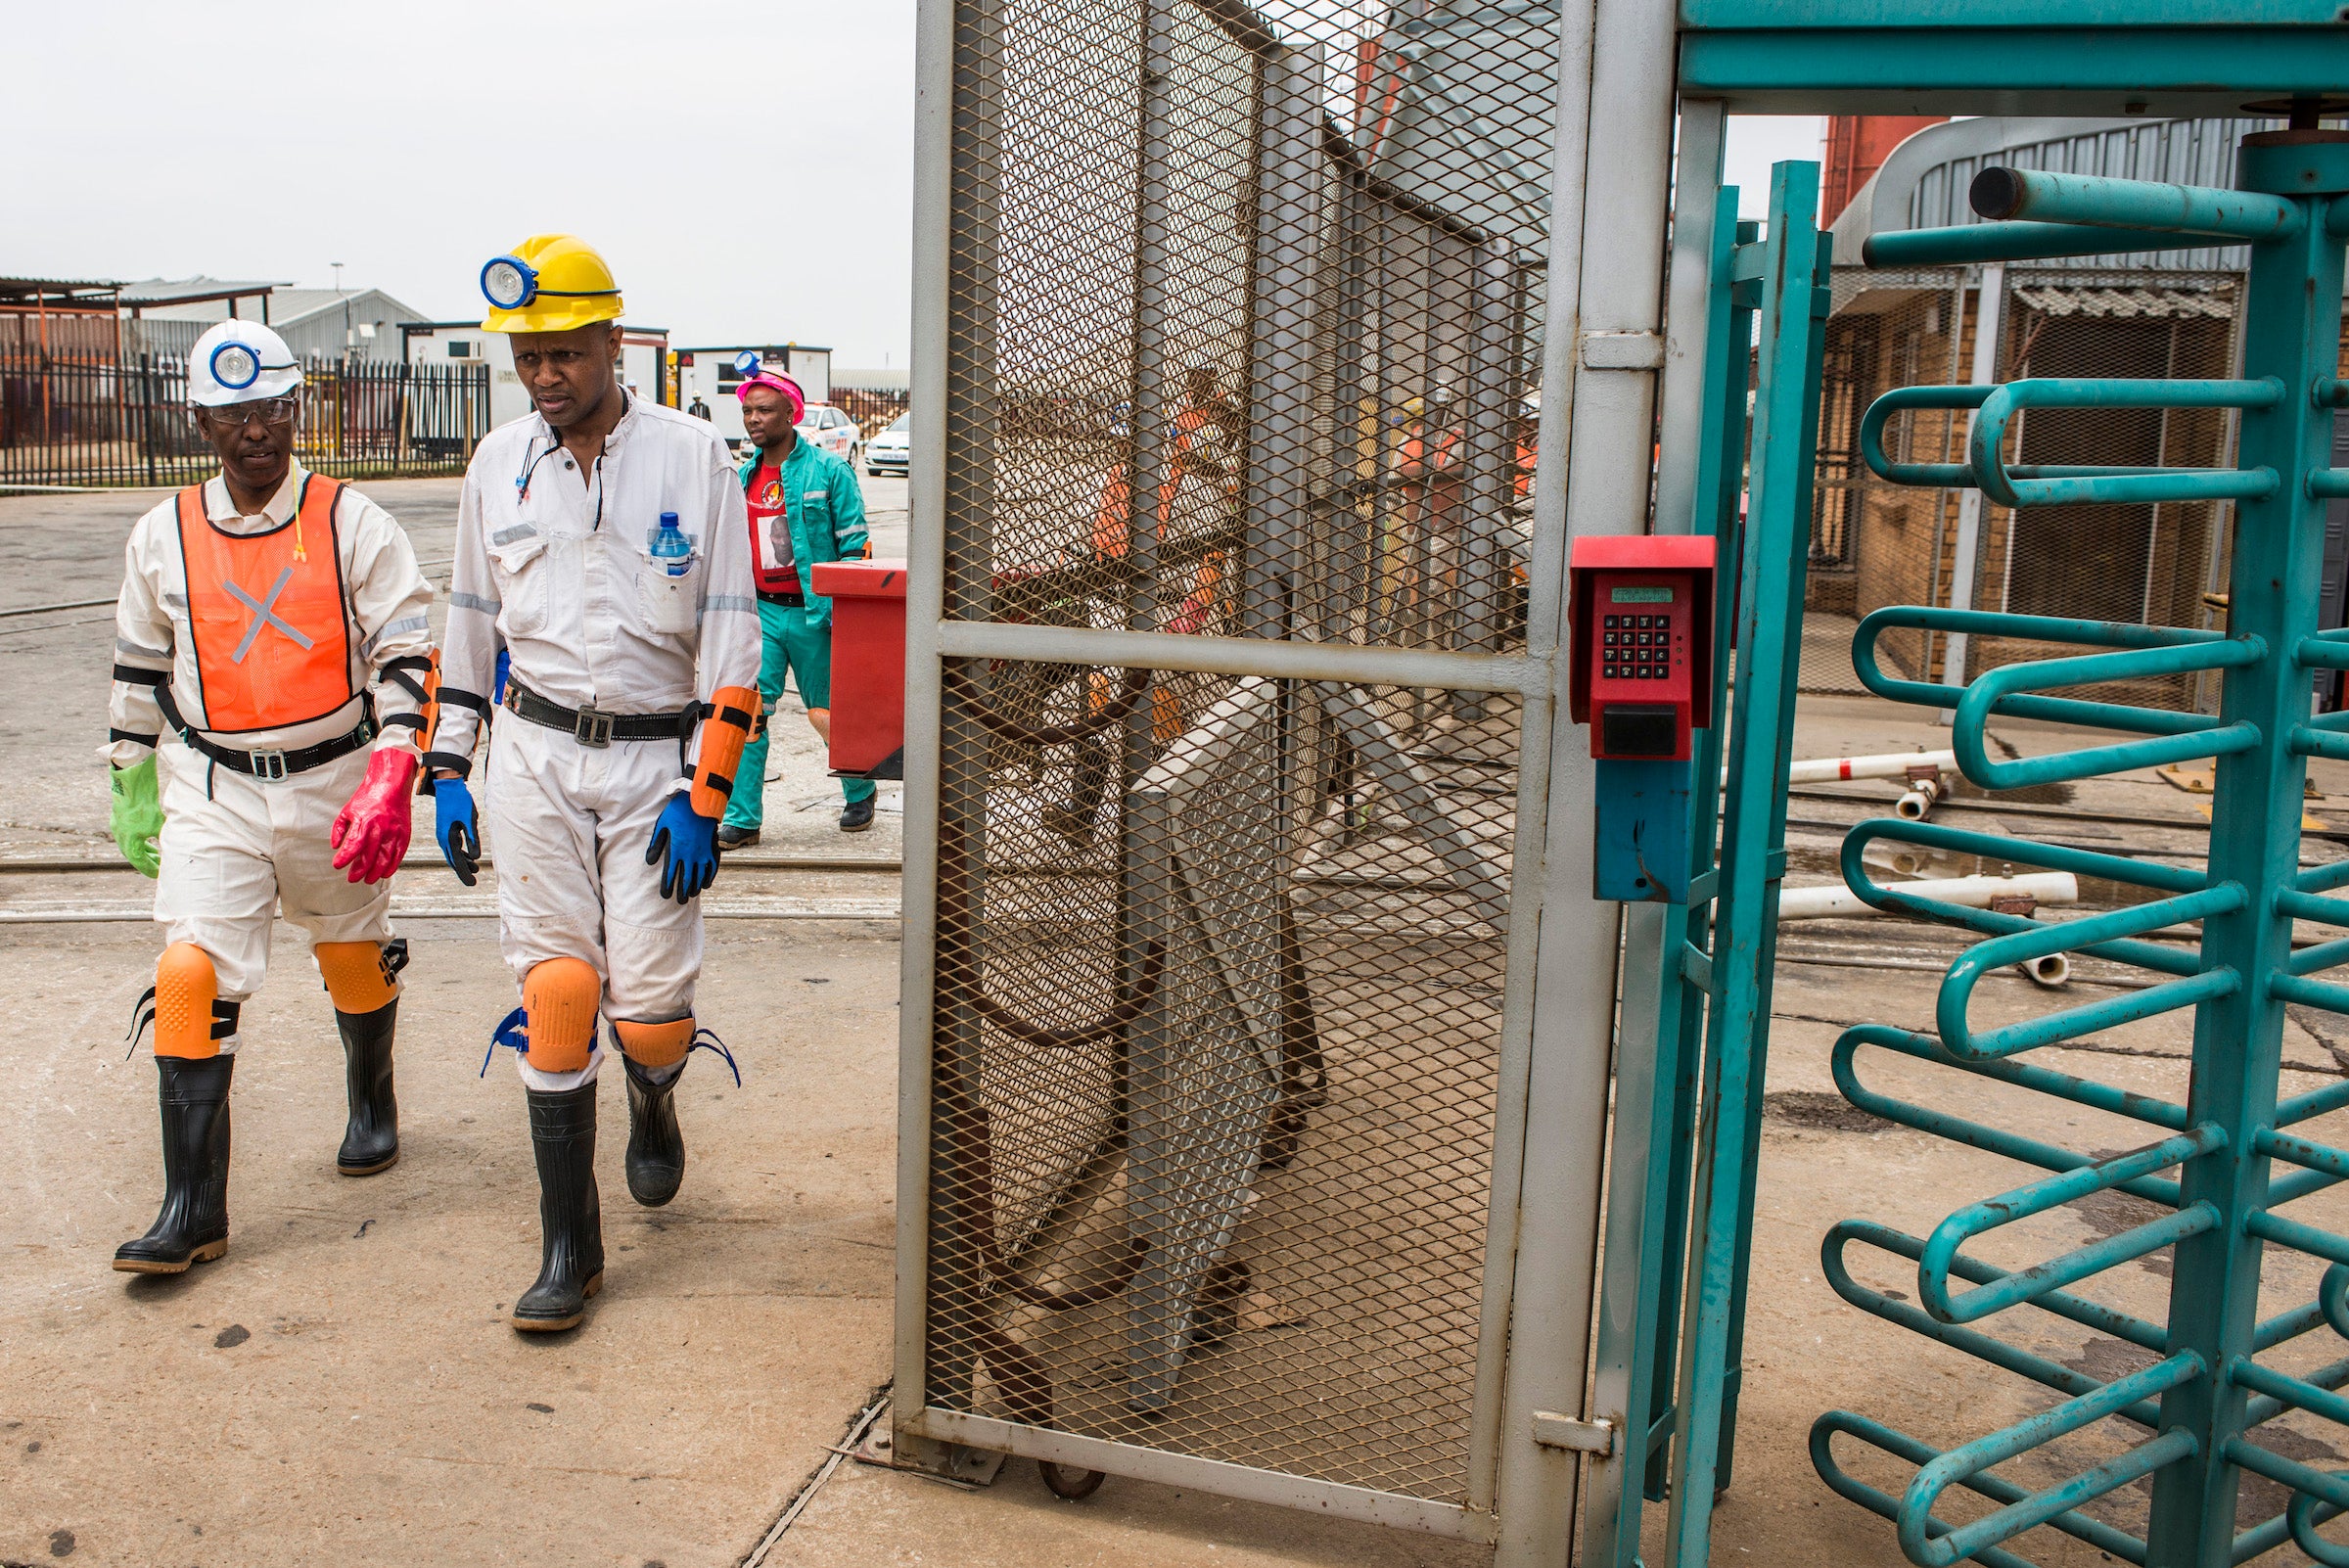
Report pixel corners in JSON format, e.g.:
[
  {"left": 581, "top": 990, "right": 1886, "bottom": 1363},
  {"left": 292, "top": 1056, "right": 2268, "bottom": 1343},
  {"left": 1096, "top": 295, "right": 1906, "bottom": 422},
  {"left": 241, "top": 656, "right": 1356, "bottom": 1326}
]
[{"left": 649, "top": 512, "right": 691, "bottom": 576}]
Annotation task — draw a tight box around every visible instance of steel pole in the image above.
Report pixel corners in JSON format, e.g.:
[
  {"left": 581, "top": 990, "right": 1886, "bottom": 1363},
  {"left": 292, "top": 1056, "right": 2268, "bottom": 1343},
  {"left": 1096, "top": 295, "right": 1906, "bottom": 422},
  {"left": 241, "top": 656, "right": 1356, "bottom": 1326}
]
[
  {"left": 1240, "top": 45, "right": 1323, "bottom": 643},
  {"left": 2143, "top": 145, "right": 2348, "bottom": 1568},
  {"left": 1491, "top": 0, "right": 1674, "bottom": 1559}
]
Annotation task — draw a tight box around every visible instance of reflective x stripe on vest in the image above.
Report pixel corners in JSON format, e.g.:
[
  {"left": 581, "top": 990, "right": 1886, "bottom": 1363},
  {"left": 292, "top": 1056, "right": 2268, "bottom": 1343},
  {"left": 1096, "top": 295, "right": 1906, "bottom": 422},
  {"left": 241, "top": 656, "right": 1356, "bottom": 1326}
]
[{"left": 173, "top": 476, "right": 356, "bottom": 735}]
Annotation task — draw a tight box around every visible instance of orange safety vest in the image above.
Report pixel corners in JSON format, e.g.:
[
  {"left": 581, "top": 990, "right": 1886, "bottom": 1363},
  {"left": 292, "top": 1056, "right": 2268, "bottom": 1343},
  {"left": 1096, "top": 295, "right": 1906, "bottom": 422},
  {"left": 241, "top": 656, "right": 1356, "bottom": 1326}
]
[{"left": 173, "top": 476, "right": 356, "bottom": 734}]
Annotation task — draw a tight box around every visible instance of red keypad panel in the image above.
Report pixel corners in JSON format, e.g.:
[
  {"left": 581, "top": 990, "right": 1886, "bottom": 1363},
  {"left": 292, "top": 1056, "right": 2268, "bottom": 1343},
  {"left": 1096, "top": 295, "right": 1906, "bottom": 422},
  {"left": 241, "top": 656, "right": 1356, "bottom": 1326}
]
[{"left": 1596, "top": 605, "right": 1683, "bottom": 688}]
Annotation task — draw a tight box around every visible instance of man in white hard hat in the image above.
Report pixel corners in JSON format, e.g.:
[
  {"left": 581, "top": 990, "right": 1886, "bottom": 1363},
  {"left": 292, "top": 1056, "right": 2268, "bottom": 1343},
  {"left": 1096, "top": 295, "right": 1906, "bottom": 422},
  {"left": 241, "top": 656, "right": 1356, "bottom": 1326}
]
[
  {"left": 427, "top": 234, "right": 760, "bottom": 1332},
  {"left": 106, "top": 318, "right": 438, "bottom": 1276}
]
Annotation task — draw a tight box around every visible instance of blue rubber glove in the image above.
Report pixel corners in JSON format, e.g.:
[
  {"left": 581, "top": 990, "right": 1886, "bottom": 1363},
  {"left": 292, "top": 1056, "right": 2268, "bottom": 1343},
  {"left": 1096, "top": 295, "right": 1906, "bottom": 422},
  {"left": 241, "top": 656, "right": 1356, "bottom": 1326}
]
[
  {"left": 433, "top": 777, "right": 481, "bottom": 887},
  {"left": 646, "top": 790, "right": 718, "bottom": 904}
]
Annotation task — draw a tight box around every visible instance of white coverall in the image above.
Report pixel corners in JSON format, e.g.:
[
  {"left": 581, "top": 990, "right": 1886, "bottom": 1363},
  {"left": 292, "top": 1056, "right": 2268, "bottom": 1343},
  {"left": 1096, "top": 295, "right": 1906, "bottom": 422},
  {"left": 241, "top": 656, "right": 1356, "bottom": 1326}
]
[
  {"left": 108, "top": 468, "right": 437, "bottom": 1037},
  {"left": 435, "top": 395, "right": 760, "bottom": 1090}
]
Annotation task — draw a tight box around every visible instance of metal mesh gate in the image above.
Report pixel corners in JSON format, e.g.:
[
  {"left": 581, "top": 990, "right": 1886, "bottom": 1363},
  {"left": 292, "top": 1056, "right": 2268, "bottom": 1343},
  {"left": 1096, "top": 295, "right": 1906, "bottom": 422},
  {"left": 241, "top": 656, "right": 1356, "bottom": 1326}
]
[{"left": 902, "top": 0, "right": 1570, "bottom": 1530}]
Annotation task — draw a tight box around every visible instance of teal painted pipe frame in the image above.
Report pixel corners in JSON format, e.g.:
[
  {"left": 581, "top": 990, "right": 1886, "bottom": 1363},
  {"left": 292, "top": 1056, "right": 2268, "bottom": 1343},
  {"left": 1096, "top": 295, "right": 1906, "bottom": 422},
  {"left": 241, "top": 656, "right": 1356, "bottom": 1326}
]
[
  {"left": 1857, "top": 378, "right": 2283, "bottom": 508},
  {"left": 1807, "top": 138, "right": 2349, "bottom": 1568}
]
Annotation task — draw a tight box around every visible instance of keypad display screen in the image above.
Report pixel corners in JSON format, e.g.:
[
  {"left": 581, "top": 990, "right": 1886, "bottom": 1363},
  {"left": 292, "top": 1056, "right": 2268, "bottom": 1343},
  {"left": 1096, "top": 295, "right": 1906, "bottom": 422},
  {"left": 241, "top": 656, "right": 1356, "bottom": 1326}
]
[{"left": 1610, "top": 585, "right": 1675, "bottom": 604}]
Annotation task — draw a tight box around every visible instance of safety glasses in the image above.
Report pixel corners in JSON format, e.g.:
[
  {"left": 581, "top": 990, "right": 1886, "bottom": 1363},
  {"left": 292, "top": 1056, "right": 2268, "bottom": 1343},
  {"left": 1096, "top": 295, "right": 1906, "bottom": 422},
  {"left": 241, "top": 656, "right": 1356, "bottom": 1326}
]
[{"left": 202, "top": 397, "right": 299, "bottom": 429}]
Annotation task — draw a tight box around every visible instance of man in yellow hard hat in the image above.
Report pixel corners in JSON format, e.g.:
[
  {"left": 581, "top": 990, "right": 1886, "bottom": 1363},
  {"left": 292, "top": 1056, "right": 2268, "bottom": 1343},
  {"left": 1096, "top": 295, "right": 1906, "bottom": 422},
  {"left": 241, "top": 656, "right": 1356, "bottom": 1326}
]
[{"left": 426, "top": 234, "right": 760, "bottom": 1332}]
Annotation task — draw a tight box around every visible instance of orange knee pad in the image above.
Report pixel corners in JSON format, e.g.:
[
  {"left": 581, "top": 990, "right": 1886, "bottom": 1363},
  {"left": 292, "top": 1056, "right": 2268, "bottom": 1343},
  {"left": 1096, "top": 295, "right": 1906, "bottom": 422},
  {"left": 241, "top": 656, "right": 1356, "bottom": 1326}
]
[
  {"left": 154, "top": 943, "right": 222, "bottom": 1059},
  {"left": 316, "top": 941, "right": 399, "bottom": 1014},
  {"left": 613, "top": 1017, "right": 694, "bottom": 1069},
  {"left": 522, "top": 958, "right": 602, "bottom": 1074}
]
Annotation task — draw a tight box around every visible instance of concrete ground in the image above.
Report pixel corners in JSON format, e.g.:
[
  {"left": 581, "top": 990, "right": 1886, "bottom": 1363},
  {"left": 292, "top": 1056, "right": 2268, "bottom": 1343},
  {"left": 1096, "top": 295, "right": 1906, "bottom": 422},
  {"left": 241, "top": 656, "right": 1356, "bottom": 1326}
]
[{"left": 8, "top": 477, "right": 2348, "bottom": 1564}]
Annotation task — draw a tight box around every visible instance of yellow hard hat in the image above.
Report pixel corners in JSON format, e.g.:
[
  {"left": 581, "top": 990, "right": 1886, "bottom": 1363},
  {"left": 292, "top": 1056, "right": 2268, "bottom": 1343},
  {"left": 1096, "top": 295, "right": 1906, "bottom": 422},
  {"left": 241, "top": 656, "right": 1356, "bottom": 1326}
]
[{"left": 479, "top": 234, "right": 624, "bottom": 334}]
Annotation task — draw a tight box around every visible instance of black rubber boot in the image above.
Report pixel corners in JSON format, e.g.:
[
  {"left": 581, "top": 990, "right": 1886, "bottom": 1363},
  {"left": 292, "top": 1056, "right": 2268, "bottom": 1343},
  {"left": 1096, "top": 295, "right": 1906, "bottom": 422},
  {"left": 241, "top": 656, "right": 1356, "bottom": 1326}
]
[
  {"left": 115, "top": 1055, "right": 234, "bottom": 1274},
  {"left": 336, "top": 999, "right": 399, "bottom": 1176},
  {"left": 512, "top": 1084, "right": 603, "bottom": 1332},
  {"left": 622, "top": 1055, "right": 685, "bottom": 1208}
]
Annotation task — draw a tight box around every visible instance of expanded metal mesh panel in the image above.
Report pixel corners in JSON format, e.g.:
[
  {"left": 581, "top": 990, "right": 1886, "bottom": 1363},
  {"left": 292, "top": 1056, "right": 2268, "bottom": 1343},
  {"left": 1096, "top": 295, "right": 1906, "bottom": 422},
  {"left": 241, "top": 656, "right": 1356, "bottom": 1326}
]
[
  {"left": 926, "top": 662, "right": 1519, "bottom": 1499},
  {"left": 925, "top": 0, "right": 1563, "bottom": 1506},
  {"left": 941, "top": 0, "right": 1555, "bottom": 652}
]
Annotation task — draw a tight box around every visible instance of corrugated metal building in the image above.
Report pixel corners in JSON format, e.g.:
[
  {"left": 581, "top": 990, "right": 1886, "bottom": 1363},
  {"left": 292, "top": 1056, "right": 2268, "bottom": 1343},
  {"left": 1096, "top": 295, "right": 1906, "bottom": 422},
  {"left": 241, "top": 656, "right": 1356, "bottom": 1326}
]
[{"left": 125, "top": 280, "right": 425, "bottom": 364}]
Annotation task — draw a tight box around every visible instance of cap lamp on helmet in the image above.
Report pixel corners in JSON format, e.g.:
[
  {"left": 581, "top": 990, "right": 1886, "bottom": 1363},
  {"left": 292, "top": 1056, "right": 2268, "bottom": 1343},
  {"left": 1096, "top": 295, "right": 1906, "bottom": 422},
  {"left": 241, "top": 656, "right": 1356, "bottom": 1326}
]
[
  {"left": 730, "top": 353, "right": 806, "bottom": 424},
  {"left": 209, "top": 341, "right": 294, "bottom": 393},
  {"left": 481, "top": 255, "right": 536, "bottom": 311},
  {"left": 479, "top": 234, "right": 625, "bottom": 335}
]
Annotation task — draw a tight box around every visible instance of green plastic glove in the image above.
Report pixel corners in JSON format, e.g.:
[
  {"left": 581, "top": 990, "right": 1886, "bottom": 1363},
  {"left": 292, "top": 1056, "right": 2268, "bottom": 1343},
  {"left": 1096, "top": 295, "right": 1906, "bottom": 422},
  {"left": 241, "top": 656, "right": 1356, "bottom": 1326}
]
[{"left": 110, "top": 757, "right": 163, "bottom": 878}]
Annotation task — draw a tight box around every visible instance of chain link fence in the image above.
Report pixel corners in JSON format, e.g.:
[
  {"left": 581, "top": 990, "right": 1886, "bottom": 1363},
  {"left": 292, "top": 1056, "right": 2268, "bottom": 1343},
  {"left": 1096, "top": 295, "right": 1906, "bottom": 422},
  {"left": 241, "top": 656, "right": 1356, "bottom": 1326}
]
[{"left": 910, "top": 0, "right": 1561, "bottom": 1524}]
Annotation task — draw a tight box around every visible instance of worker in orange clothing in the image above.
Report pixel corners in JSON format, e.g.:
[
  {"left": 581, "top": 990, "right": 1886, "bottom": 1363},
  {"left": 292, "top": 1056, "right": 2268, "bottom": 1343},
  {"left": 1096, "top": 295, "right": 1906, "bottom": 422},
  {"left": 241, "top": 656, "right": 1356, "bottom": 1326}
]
[
  {"left": 1050, "top": 372, "right": 1239, "bottom": 840},
  {"left": 1090, "top": 365, "right": 1238, "bottom": 559},
  {"left": 106, "top": 320, "right": 437, "bottom": 1277}
]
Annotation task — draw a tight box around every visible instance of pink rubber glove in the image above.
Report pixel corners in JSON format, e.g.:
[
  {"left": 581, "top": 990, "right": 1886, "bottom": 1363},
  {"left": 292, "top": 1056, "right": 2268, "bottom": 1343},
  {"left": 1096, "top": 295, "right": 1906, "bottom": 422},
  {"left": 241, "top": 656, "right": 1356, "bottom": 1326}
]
[{"left": 331, "top": 749, "right": 420, "bottom": 885}]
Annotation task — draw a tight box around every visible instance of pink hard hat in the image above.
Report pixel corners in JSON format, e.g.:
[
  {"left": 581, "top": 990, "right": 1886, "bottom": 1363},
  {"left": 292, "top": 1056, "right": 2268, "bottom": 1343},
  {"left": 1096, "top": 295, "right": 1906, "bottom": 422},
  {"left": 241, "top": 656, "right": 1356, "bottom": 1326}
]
[{"left": 734, "top": 369, "right": 805, "bottom": 424}]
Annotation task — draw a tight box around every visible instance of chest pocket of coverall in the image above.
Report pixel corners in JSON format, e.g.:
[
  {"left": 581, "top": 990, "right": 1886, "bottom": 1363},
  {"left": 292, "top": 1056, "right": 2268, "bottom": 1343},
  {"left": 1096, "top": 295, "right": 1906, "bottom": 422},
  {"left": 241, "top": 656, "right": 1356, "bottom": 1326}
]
[
  {"left": 637, "top": 542, "right": 703, "bottom": 636},
  {"left": 487, "top": 530, "right": 552, "bottom": 638}
]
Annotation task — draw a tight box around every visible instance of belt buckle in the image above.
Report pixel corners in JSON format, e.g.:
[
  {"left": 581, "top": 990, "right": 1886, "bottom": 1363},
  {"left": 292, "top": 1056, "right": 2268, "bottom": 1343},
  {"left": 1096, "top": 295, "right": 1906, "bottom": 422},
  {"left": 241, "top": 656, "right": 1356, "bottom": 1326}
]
[
  {"left": 575, "top": 707, "right": 615, "bottom": 749},
  {"left": 250, "top": 749, "right": 289, "bottom": 781}
]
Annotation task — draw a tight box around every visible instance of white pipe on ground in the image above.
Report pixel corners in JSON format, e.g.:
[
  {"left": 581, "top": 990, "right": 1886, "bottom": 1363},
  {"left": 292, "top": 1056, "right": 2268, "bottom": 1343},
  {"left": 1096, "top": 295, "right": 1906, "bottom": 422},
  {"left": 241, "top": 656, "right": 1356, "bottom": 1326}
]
[
  {"left": 1774, "top": 871, "right": 2078, "bottom": 922},
  {"left": 2017, "top": 951, "right": 2072, "bottom": 988},
  {"left": 1733, "top": 748, "right": 1958, "bottom": 789},
  {"left": 1895, "top": 775, "right": 1944, "bottom": 821}
]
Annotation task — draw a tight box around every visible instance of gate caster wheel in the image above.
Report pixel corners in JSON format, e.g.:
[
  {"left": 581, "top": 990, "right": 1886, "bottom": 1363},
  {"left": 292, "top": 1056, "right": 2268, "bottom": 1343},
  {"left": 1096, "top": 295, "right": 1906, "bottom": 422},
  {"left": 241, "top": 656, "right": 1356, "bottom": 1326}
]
[{"left": 1039, "top": 1459, "right": 1106, "bottom": 1500}]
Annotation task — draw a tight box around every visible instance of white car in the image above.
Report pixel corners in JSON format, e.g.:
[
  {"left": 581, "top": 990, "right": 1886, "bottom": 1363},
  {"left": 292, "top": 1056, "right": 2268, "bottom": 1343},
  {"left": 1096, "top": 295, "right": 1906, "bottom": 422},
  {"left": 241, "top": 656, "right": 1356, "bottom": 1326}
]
[
  {"left": 865, "top": 410, "right": 909, "bottom": 476},
  {"left": 796, "top": 403, "right": 860, "bottom": 467}
]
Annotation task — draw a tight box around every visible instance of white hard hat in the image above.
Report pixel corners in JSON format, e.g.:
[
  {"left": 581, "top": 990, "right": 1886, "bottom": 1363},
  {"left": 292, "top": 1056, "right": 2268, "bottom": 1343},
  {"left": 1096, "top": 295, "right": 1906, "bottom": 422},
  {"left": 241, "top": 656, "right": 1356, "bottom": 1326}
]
[{"left": 188, "top": 319, "right": 302, "bottom": 407}]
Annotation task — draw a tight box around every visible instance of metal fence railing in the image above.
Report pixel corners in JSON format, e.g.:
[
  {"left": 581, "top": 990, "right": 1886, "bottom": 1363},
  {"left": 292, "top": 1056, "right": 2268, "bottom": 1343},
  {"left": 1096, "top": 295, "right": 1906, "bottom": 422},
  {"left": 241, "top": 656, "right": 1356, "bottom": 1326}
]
[
  {"left": 834, "top": 385, "right": 911, "bottom": 438},
  {"left": 0, "top": 350, "right": 490, "bottom": 488}
]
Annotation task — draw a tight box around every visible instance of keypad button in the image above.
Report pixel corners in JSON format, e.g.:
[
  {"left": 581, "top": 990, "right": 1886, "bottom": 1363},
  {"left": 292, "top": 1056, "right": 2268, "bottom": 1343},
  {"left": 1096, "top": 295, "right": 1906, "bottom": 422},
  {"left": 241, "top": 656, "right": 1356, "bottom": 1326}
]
[
  {"left": 1604, "top": 615, "right": 1620, "bottom": 628},
  {"left": 1603, "top": 630, "right": 1617, "bottom": 646}
]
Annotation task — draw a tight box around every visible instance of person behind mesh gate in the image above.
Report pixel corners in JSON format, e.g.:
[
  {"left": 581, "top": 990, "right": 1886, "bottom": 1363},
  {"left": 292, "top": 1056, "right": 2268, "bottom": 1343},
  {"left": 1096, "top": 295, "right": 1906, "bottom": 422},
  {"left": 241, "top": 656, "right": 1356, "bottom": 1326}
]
[
  {"left": 106, "top": 319, "right": 437, "bottom": 1276},
  {"left": 427, "top": 234, "right": 760, "bottom": 1333}
]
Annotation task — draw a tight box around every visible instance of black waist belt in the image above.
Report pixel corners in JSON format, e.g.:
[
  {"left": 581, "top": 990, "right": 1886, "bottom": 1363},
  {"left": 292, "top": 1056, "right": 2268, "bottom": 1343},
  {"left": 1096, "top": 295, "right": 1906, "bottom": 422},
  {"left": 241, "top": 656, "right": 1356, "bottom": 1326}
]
[
  {"left": 504, "top": 678, "right": 698, "bottom": 750},
  {"left": 758, "top": 589, "right": 806, "bottom": 608},
  {"left": 154, "top": 684, "right": 374, "bottom": 781}
]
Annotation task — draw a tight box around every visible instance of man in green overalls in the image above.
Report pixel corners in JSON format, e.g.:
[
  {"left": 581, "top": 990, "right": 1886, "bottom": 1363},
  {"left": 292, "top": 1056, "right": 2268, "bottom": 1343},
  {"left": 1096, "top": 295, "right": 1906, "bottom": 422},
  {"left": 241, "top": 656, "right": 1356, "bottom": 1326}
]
[{"left": 719, "top": 369, "right": 876, "bottom": 843}]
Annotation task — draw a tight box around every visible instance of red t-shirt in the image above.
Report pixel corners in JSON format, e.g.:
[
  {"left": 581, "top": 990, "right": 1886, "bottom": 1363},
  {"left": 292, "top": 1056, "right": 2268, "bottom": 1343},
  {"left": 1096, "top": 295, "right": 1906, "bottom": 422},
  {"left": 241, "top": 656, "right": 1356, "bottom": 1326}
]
[{"left": 746, "top": 462, "right": 800, "bottom": 594}]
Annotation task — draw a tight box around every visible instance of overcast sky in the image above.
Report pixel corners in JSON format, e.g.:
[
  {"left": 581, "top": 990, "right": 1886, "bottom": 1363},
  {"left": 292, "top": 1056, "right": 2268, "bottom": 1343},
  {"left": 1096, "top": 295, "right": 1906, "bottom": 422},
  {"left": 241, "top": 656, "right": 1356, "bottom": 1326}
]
[
  {"left": 7, "top": 0, "right": 919, "bottom": 365},
  {"left": 5, "top": 2, "right": 1817, "bottom": 367}
]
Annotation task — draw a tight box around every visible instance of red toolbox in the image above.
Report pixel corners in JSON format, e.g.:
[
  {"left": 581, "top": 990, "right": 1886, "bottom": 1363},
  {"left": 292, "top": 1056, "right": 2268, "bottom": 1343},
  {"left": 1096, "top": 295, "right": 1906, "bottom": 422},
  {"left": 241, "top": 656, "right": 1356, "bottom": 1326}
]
[{"left": 808, "top": 558, "right": 907, "bottom": 780}]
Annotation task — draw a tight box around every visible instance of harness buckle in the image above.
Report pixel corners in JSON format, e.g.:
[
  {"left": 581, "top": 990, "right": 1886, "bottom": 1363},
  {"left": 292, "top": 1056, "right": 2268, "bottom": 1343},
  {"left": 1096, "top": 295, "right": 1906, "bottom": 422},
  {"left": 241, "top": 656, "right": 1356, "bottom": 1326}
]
[
  {"left": 574, "top": 707, "right": 615, "bottom": 749},
  {"left": 250, "top": 749, "right": 290, "bottom": 781}
]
